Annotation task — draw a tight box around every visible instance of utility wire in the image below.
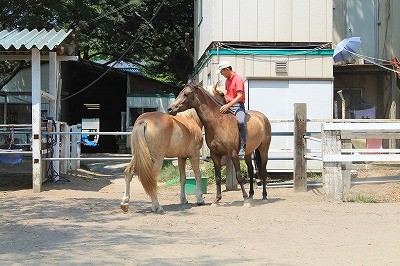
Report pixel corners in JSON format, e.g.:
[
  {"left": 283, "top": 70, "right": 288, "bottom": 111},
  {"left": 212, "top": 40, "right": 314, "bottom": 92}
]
[
  {"left": 343, "top": 48, "right": 399, "bottom": 74},
  {"left": 216, "top": 42, "right": 331, "bottom": 63},
  {"left": 62, "top": 0, "right": 166, "bottom": 101}
]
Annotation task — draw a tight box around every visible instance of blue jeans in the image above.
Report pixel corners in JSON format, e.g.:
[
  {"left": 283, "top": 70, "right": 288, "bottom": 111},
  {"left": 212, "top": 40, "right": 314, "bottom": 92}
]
[{"left": 229, "top": 102, "right": 246, "bottom": 145}]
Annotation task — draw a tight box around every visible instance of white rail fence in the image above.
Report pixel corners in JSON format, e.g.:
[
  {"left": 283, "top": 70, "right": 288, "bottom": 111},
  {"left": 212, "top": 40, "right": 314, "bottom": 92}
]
[
  {"left": 3, "top": 104, "right": 400, "bottom": 200},
  {"left": 320, "top": 122, "right": 400, "bottom": 201}
]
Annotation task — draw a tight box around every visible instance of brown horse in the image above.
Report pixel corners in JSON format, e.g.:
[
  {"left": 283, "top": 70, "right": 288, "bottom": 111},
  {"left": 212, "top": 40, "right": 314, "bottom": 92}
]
[
  {"left": 120, "top": 108, "right": 205, "bottom": 213},
  {"left": 168, "top": 83, "right": 271, "bottom": 204}
]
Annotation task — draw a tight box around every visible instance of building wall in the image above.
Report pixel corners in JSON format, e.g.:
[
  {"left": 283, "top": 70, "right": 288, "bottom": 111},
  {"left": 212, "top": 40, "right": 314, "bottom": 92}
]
[
  {"left": 333, "top": 0, "right": 400, "bottom": 62},
  {"left": 195, "top": 0, "right": 333, "bottom": 62},
  {"left": 197, "top": 53, "right": 333, "bottom": 87}
]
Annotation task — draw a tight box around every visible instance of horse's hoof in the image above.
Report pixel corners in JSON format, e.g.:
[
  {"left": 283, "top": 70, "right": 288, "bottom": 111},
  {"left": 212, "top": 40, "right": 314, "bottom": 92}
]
[
  {"left": 180, "top": 198, "right": 189, "bottom": 204},
  {"left": 262, "top": 198, "right": 268, "bottom": 204},
  {"left": 243, "top": 198, "right": 252, "bottom": 208},
  {"left": 154, "top": 206, "right": 165, "bottom": 214},
  {"left": 211, "top": 202, "right": 220, "bottom": 207},
  {"left": 197, "top": 199, "right": 206, "bottom": 206},
  {"left": 120, "top": 203, "right": 129, "bottom": 213}
]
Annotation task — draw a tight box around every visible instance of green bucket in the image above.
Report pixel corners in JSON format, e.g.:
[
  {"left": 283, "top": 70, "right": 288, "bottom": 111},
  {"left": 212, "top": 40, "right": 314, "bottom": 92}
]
[{"left": 184, "top": 176, "right": 208, "bottom": 195}]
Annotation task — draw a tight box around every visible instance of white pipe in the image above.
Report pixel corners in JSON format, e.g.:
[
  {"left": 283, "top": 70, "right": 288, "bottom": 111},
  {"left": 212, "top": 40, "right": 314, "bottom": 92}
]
[
  {"left": 259, "top": 178, "right": 400, "bottom": 189},
  {"left": 42, "top": 131, "right": 131, "bottom": 135}
]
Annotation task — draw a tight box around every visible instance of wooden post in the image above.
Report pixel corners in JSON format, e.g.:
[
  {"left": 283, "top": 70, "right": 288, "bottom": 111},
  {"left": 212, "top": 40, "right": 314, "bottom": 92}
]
[
  {"left": 31, "top": 48, "right": 42, "bottom": 193},
  {"left": 48, "top": 52, "right": 58, "bottom": 119},
  {"left": 341, "top": 100, "right": 346, "bottom": 119},
  {"left": 293, "top": 103, "right": 307, "bottom": 191},
  {"left": 225, "top": 158, "right": 238, "bottom": 190},
  {"left": 333, "top": 101, "right": 338, "bottom": 119},
  {"left": 322, "top": 125, "right": 343, "bottom": 201},
  {"left": 389, "top": 101, "right": 396, "bottom": 149}
]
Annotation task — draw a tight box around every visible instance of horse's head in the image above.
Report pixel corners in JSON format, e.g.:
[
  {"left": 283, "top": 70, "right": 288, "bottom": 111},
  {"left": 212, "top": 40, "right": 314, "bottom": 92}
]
[{"left": 168, "top": 82, "right": 198, "bottom": 115}]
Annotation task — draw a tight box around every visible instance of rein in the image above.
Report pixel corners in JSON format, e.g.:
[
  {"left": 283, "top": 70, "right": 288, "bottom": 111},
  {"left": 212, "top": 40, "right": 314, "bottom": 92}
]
[{"left": 187, "top": 83, "right": 234, "bottom": 115}]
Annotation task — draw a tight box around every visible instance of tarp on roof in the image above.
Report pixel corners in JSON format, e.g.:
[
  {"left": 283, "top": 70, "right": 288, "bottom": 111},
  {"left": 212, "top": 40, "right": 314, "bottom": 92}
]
[{"left": 0, "top": 28, "right": 72, "bottom": 51}]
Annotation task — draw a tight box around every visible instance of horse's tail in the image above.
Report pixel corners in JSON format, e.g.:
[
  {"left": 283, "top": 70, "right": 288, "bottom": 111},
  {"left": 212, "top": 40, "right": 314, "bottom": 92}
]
[{"left": 131, "top": 121, "right": 157, "bottom": 197}]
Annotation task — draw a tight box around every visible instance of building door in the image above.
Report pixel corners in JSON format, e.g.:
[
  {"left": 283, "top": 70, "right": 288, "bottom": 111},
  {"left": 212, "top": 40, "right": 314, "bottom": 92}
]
[{"left": 247, "top": 79, "right": 333, "bottom": 172}]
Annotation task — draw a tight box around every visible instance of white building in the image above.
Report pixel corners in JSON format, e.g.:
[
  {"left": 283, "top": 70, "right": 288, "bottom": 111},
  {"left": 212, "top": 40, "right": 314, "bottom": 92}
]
[{"left": 193, "top": 0, "right": 334, "bottom": 171}]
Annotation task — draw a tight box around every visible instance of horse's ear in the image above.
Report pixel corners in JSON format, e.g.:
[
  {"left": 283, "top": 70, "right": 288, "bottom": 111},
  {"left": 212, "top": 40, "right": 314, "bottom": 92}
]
[{"left": 195, "top": 82, "right": 202, "bottom": 89}]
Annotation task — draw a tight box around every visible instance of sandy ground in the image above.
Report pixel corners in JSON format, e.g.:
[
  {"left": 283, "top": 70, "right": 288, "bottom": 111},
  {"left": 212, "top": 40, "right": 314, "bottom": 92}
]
[{"left": 1, "top": 160, "right": 400, "bottom": 265}]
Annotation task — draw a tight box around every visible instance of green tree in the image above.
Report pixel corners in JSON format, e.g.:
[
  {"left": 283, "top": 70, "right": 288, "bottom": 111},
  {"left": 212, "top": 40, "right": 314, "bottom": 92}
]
[{"left": 0, "top": 0, "right": 193, "bottom": 86}]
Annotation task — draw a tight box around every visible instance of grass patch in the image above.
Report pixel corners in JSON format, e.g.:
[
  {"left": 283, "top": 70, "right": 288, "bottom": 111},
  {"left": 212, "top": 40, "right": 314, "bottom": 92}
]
[
  {"left": 159, "top": 160, "right": 249, "bottom": 185},
  {"left": 203, "top": 160, "right": 249, "bottom": 185},
  {"left": 158, "top": 161, "right": 179, "bottom": 183},
  {"left": 344, "top": 194, "right": 380, "bottom": 203},
  {"left": 307, "top": 171, "right": 322, "bottom": 182}
]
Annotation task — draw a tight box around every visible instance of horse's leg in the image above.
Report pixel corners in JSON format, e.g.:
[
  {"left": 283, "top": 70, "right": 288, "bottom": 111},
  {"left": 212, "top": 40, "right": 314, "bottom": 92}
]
[
  {"left": 210, "top": 153, "right": 223, "bottom": 205},
  {"left": 178, "top": 158, "right": 188, "bottom": 204},
  {"left": 244, "top": 154, "right": 254, "bottom": 199},
  {"left": 231, "top": 157, "right": 248, "bottom": 199},
  {"left": 259, "top": 149, "right": 269, "bottom": 202},
  {"left": 150, "top": 158, "right": 165, "bottom": 213},
  {"left": 120, "top": 158, "right": 135, "bottom": 212},
  {"left": 189, "top": 155, "right": 205, "bottom": 205}
]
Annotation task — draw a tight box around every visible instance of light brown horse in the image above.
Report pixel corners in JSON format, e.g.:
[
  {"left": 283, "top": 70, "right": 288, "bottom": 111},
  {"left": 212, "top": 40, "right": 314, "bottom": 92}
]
[
  {"left": 120, "top": 108, "right": 205, "bottom": 213},
  {"left": 168, "top": 83, "right": 271, "bottom": 204}
]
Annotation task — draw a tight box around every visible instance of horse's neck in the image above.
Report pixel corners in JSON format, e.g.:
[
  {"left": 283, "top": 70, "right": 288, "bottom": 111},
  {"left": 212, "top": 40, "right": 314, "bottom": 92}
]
[{"left": 194, "top": 90, "right": 230, "bottom": 133}]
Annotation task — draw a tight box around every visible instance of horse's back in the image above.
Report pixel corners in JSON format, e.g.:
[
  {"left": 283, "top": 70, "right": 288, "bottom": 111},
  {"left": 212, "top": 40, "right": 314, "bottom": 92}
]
[
  {"left": 245, "top": 110, "right": 271, "bottom": 149},
  {"left": 133, "top": 111, "right": 202, "bottom": 158},
  {"left": 246, "top": 110, "right": 271, "bottom": 132}
]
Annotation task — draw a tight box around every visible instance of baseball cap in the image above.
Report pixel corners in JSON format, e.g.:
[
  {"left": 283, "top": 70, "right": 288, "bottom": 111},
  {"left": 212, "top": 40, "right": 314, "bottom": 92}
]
[{"left": 215, "top": 61, "right": 231, "bottom": 74}]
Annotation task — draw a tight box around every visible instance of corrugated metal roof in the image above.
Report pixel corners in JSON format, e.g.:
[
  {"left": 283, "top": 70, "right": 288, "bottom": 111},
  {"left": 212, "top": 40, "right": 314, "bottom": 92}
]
[{"left": 0, "top": 28, "right": 73, "bottom": 51}]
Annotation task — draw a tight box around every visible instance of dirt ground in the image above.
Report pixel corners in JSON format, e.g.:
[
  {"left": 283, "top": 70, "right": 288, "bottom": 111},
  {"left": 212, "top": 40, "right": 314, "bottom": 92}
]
[{"left": 1, "top": 160, "right": 400, "bottom": 265}]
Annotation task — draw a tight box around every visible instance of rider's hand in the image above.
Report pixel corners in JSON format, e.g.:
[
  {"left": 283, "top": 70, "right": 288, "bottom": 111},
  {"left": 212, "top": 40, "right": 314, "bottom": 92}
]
[{"left": 220, "top": 104, "right": 229, "bottom": 113}]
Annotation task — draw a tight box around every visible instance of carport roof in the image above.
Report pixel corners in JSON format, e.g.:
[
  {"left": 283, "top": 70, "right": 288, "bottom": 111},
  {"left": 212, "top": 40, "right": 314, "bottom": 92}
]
[{"left": 0, "top": 28, "right": 72, "bottom": 51}]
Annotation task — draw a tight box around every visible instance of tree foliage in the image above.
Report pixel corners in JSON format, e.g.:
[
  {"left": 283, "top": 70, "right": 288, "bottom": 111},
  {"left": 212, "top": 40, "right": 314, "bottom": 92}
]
[{"left": 0, "top": 0, "right": 194, "bottom": 86}]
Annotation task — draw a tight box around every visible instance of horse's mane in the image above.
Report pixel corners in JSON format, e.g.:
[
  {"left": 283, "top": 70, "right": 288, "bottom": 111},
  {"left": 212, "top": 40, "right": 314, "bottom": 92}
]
[
  {"left": 176, "top": 108, "right": 202, "bottom": 128},
  {"left": 175, "top": 84, "right": 226, "bottom": 127},
  {"left": 201, "top": 84, "right": 227, "bottom": 105}
]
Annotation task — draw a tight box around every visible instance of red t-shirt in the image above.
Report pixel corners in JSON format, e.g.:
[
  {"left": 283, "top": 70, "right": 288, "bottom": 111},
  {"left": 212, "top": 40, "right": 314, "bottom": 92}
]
[{"left": 225, "top": 72, "right": 245, "bottom": 103}]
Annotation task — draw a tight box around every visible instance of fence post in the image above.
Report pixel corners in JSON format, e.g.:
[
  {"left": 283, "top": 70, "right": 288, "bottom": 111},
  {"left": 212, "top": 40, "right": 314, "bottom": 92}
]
[
  {"left": 322, "top": 125, "right": 343, "bottom": 201},
  {"left": 341, "top": 139, "right": 351, "bottom": 192},
  {"left": 76, "top": 123, "right": 81, "bottom": 168},
  {"left": 53, "top": 121, "right": 60, "bottom": 177},
  {"left": 32, "top": 48, "right": 42, "bottom": 193},
  {"left": 60, "top": 123, "right": 69, "bottom": 174},
  {"left": 390, "top": 101, "right": 396, "bottom": 149},
  {"left": 71, "top": 125, "right": 78, "bottom": 170},
  {"left": 294, "top": 103, "right": 307, "bottom": 191}
]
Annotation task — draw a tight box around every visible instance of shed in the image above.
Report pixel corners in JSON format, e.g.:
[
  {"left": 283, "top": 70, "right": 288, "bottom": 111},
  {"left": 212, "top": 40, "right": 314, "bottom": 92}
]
[
  {"left": 61, "top": 59, "right": 180, "bottom": 153},
  {"left": 0, "top": 28, "right": 78, "bottom": 192}
]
